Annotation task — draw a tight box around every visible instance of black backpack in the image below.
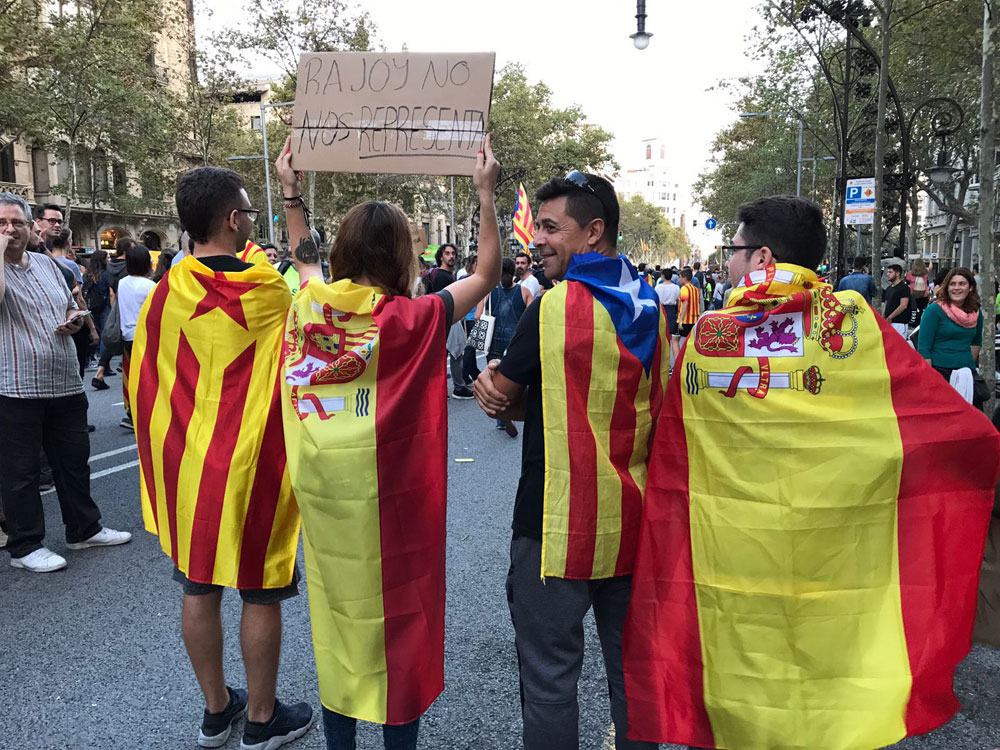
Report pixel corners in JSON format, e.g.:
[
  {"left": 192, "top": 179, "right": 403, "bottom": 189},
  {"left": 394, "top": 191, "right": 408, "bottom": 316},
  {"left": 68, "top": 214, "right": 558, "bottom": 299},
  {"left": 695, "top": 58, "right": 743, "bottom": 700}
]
[{"left": 82, "top": 277, "right": 105, "bottom": 313}]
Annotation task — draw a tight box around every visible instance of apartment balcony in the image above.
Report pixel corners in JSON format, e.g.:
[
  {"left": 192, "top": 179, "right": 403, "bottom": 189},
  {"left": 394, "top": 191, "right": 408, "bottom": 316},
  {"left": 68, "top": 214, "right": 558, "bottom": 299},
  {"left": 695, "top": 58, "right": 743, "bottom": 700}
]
[{"left": 0, "top": 181, "right": 31, "bottom": 199}]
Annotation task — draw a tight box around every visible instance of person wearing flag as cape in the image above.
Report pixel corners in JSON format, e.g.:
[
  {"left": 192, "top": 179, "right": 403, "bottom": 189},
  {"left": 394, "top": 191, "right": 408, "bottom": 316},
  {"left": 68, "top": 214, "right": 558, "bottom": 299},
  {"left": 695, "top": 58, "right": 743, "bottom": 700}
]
[
  {"left": 623, "top": 195, "right": 1000, "bottom": 750},
  {"left": 130, "top": 167, "right": 312, "bottom": 750},
  {"left": 474, "top": 171, "right": 668, "bottom": 750},
  {"left": 274, "top": 135, "right": 501, "bottom": 750}
]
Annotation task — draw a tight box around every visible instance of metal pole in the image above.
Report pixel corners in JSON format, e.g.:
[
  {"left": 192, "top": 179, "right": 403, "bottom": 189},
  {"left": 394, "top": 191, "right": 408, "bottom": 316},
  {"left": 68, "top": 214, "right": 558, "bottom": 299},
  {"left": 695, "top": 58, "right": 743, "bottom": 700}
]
[
  {"left": 796, "top": 115, "right": 804, "bottom": 197},
  {"left": 979, "top": 0, "right": 996, "bottom": 414},
  {"left": 836, "top": 2, "right": 853, "bottom": 282},
  {"left": 260, "top": 98, "right": 275, "bottom": 246},
  {"left": 449, "top": 176, "right": 456, "bottom": 248}
]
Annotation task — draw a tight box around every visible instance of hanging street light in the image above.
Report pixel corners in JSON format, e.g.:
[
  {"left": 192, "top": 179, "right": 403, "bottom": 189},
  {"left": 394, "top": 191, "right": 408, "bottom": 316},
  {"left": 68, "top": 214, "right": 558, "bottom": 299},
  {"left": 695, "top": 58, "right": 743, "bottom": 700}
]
[{"left": 630, "top": 0, "right": 652, "bottom": 50}]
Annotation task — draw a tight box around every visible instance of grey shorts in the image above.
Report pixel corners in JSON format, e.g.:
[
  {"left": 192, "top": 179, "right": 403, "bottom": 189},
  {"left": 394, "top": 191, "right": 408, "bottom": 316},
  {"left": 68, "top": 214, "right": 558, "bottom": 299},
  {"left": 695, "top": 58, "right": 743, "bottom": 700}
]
[{"left": 172, "top": 565, "right": 301, "bottom": 605}]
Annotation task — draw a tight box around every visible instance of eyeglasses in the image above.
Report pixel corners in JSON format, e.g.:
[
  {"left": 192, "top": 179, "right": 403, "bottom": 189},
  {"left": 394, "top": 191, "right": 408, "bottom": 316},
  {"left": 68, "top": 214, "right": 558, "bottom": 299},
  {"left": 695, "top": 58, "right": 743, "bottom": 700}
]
[
  {"left": 234, "top": 208, "right": 261, "bottom": 222},
  {"left": 720, "top": 244, "right": 764, "bottom": 260},
  {"left": 40, "top": 217, "right": 63, "bottom": 224},
  {"left": 564, "top": 170, "right": 595, "bottom": 194},
  {"left": 0, "top": 219, "right": 29, "bottom": 230}
]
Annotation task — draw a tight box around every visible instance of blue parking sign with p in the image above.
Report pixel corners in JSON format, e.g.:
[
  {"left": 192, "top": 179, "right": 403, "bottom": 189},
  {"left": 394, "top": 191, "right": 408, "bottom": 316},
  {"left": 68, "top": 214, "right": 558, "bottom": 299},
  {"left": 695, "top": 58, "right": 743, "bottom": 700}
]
[{"left": 847, "top": 185, "right": 862, "bottom": 200}]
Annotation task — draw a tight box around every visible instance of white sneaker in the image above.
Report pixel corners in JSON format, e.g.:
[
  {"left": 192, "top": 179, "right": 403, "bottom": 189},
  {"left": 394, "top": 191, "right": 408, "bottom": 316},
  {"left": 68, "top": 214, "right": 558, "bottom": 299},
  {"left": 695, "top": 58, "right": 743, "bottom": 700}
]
[
  {"left": 10, "top": 547, "right": 67, "bottom": 572},
  {"left": 65, "top": 527, "right": 132, "bottom": 550}
]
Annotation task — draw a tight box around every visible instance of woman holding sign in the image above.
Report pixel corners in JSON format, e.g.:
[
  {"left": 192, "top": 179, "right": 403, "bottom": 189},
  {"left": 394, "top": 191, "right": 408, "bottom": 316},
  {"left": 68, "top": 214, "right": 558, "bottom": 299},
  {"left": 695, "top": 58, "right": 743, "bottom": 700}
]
[{"left": 275, "top": 135, "right": 501, "bottom": 750}]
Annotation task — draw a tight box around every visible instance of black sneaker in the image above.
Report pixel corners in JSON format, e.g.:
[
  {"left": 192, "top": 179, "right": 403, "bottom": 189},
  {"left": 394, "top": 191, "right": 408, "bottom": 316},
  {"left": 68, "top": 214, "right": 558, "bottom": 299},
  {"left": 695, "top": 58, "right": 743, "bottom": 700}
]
[
  {"left": 240, "top": 700, "right": 313, "bottom": 750},
  {"left": 120, "top": 416, "right": 134, "bottom": 431},
  {"left": 452, "top": 386, "right": 474, "bottom": 399},
  {"left": 91, "top": 377, "right": 109, "bottom": 391},
  {"left": 199, "top": 686, "right": 247, "bottom": 748}
]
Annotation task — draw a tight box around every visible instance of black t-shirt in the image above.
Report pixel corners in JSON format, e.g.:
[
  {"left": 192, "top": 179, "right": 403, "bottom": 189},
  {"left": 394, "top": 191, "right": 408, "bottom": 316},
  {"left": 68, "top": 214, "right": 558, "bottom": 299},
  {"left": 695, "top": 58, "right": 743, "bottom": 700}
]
[
  {"left": 883, "top": 281, "right": 910, "bottom": 321},
  {"left": 425, "top": 267, "right": 455, "bottom": 294},
  {"left": 198, "top": 255, "right": 254, "bottom": 272},
  {"left": 497, "top": 298, "right": 544, "bottom": 540}
]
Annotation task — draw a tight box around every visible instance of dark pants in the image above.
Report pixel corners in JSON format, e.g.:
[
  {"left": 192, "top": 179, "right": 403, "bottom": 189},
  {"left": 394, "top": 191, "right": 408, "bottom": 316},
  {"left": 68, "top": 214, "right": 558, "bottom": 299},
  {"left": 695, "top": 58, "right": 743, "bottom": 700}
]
[
  {"left": 0, "top": 393, "right": 102, "bottom": 558},
  {"left": 506, "top": 535, "right": 657, "bottom": 750},
  {"left": 322, "top": 707, "right": 419, "bottom": 750},
  {"left": 72, "top": 327, "right": 90, "bottom": 378},
  {"left": 462, "top": 319, "right": 481, "bottom": 383}
]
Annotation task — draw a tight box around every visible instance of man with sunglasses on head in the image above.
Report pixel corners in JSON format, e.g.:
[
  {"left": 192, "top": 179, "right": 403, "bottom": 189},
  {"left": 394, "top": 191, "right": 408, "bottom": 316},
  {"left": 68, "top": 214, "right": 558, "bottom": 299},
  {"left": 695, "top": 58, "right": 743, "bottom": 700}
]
[
  {"left": 623, "top": 195, "right": 1000, "bottom": 750},
  {"left": 129, "top": 167, "right": 312, "bottom": 750},
  {"left": 474, "top": 171, "right": 666, "bottom": 750}
]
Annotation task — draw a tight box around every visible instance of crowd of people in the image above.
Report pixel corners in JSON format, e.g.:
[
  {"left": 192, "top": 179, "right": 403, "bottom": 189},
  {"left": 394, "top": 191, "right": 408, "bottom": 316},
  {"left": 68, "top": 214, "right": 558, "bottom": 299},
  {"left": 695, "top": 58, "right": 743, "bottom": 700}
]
[{"left": 2, "top": 131, "right": 1000, "bottom": 750}]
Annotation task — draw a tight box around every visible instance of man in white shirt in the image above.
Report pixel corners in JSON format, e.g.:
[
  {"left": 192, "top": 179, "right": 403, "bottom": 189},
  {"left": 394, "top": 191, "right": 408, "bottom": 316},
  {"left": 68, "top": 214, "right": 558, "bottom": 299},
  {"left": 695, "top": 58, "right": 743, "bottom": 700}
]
[
  {"left": 515, "top": 250, "right": 541, "bottom": 299},
  {"left": 655, "top": 268, "right": 681, "bottom": 365}
]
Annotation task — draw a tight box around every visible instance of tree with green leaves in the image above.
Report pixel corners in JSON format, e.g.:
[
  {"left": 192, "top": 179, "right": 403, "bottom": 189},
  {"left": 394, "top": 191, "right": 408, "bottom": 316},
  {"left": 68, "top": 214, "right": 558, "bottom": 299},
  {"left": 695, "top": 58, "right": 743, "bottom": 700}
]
[{"left": 617, "top": 193, "right": 691, "bottom": 265}]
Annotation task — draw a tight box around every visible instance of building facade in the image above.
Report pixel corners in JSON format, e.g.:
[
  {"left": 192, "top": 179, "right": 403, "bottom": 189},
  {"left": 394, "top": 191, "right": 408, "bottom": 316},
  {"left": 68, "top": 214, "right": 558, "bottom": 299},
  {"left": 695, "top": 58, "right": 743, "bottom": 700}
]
[{"left": 616, "top": 137, "right": 688, "bottom": 229}]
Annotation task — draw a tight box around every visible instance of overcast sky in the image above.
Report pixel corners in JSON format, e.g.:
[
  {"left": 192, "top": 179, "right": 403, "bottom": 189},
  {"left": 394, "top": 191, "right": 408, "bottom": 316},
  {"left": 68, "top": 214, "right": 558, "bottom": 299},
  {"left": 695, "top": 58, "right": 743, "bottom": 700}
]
[{"left": 201, "top": 1, "right": 765, "bottom": 212}]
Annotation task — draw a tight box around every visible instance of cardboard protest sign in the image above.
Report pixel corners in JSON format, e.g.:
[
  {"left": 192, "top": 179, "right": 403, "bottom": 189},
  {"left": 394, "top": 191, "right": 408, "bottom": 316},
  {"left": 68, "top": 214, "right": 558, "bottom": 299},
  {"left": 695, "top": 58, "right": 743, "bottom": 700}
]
[{"left": 290, "top": 52, "right": 495, "bottom": 177}]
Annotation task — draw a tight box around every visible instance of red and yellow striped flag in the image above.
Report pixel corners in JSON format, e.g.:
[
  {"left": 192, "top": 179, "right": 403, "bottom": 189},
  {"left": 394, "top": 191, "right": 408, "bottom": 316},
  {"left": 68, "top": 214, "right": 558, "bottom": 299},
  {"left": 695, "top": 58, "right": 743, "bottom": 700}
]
[
  {"left": 513, "top": 182, "right": 534, "bottom": 252},
  {"left": 130, "top": 255, "right": 298, "bottom": 589},
  {"left": 281, "top": 278, "right": 449, "bottom": 724},
  {"left": 539, "top": 255, "right": 669, "bottom": 580},
  {"left": 624, "top": 264, "right": 1000, "bottom": 749},
  {"left": 239, "top": 239, "right": 270, "bottom": 265}
]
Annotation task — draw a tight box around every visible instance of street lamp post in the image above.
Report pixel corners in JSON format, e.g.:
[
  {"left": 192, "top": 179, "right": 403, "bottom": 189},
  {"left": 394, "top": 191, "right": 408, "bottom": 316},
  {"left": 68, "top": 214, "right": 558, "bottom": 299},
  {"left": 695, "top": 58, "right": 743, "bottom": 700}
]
[
  {"left": 739, "top": 111, "right": 806, "bottom": 196},
  {"left": 630, "top": 0, "right": 652, "bottom": 50}
]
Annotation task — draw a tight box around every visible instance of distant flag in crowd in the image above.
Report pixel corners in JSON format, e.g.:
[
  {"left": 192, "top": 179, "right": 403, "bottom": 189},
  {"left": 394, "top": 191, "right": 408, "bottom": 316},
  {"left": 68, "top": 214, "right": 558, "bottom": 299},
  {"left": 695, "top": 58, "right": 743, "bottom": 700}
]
[
  {"left": 239, "top": 239, "right": 270, "bottom": 265},
  {"left": 640, "top": 239, "right": 649, "bottom": 255},
  {"left": 513, "top": 183, "right": 534, "bottom": 252}
]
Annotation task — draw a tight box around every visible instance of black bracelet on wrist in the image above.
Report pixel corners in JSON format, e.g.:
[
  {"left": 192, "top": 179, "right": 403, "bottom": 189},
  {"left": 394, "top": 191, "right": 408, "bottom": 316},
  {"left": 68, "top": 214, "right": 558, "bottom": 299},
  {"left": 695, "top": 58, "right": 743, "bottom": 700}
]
[{"left": 283, "top": 194, "right": 302, "bottom": 200}]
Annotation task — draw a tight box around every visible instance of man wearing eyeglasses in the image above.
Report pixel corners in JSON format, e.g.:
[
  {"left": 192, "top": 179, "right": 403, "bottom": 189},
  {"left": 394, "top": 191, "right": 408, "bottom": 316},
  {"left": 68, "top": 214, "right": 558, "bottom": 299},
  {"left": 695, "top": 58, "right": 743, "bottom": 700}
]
[
  {"left": 128, "top": 167, "right": 312, "bottom": 750},
  {"left": 32, "top": 203, "right": 66, "bottom": 251},
  {"left": 474, "top": 171, "right": 665, "bottom": 750},
  {"left": 0, "top": 192, "right": 132, "bottom": 574},
  {"left": 623, "top": 195, "right": 1000, "bottom": 750}
]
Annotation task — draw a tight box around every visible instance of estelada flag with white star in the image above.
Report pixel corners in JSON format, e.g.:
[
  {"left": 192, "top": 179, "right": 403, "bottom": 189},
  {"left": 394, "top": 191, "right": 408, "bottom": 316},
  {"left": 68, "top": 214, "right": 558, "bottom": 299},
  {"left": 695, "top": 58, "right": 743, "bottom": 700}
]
[
  {"left": 539, "top": 252, "right": 668, "bottom": 580},
  {"left": 129, "top": 255, "right": 299, "bottom": 589},
  {"left": 624, "top": 263, "right": 1000, "bottom": 749},
  {"left": 281, "top": 278, "right": 449, "bottom": 724}
]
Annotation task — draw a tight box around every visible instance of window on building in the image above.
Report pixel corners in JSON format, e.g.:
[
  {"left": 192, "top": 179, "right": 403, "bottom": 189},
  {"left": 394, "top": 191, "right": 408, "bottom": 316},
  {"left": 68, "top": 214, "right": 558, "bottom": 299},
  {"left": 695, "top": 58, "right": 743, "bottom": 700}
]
[
  {"left": 251, "top": 116, "right": 262, "bottom": 132},
  {"left": 645, "top": 145, "right": 651, "bottom": 160},
  {"left": 0, "top": 142, "right": 14, "bottom": 183},
  {"left": 112, "top": 162, "right": 127, "bottom": 190},
  {"left": 31, "top": 148, "right": 49, "bottom": 193}
]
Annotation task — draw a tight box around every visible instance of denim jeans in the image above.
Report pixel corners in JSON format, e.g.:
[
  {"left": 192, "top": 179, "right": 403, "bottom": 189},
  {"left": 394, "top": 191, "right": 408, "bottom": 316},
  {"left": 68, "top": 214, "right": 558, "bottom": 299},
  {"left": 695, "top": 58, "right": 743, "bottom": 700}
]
[
  {"left": 322, "top": 707, "right": 419, "bottom": 750},
  {"left": 0, "top": 393, "right": 102, "bottom": 558}
]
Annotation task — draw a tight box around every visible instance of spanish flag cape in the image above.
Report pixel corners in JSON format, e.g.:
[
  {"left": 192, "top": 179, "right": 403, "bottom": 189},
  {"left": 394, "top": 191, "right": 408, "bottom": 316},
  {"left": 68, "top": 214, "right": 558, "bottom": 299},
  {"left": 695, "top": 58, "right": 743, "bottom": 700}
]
[
  {"left": 281, "top": 278, "right": 448, "bottom": 725},
  {"left": 130, "top": 255, "right": 298, "bottom": 589},
  {"left": 239, "top": 239, "right": 270, "bottom": 265},
  {"left": 540, "top": 252, "right": 668, "bottom": 580},
  {"left": 624, "top": 263, "right": 1000, "bottom": 749}
]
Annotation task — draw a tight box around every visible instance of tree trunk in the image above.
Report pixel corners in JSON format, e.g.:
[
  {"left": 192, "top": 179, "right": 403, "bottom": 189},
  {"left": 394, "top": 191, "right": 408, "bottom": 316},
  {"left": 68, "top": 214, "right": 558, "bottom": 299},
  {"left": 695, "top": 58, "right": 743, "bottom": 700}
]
[
  {"left": 90, "top": 157, "right": 99, "bottom": 253},
  {"left": 980, "top": 0, "right": 997, "bottom": 415},
  {"left": 872, "top": 0, "right": 892, "bottom": 306}
]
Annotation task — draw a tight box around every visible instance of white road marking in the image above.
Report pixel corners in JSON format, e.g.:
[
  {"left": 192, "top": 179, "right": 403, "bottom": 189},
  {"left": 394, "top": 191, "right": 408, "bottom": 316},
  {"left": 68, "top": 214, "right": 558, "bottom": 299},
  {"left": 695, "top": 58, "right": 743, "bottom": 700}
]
[
  {"left": 90, "top": 444, "right": 137, "bottom": 462},
  {"left": 42, "top": 459, "right": 140, "bottom": 495},
  {"left": 113, "top": 402, "right": 124, "bottom": 406}
]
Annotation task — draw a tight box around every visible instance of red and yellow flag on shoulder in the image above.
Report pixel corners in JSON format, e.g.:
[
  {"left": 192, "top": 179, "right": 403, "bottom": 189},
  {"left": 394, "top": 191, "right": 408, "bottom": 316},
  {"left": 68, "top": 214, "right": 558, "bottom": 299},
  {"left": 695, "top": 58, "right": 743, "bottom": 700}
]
[
  {"left": 513, "top": 183, "right": 534, "bottom": 252},
  {"left": 624, "top": 263, "right": 1000, "bottom": 749},
  {"left": 281, "top": 278, "right": 449, "bottom": 725},
  {"left": 240, "top": 239, "right": 270, "bottom": 265},
  {"left": 539, "top": 252, "right": 668, "bottom": 580},
  {"left": 129, "top": 255, "right": 298, "bottom": 589}
]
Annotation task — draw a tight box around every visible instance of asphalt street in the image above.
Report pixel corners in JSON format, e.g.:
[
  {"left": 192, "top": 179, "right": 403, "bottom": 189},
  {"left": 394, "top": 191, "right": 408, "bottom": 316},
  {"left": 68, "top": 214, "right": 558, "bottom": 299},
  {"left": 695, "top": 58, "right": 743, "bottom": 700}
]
[{"left": 2, "top": 360, "right": 999, "bottom": 750}]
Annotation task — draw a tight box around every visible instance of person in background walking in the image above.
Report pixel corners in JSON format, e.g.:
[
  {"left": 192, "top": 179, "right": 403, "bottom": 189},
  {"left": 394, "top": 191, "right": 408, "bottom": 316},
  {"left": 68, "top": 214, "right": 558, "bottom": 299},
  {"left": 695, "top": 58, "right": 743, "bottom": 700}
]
[
  {"left": 655, "top": 267, "right": 680, "bottom": 365},
  {"left": 116, "top": 244, "right": 156, "bottom": 431},
  {"left": 917, "top": 267, "right": 984, "bottom": 407},
  {"left": 91, "top": 236, "right": 135, "bottom": 390},
  {"left": 477, "top": 256, "right": 530, "bottom": 436},
  {"left": 906, "top": 258, "right": 930, "bottom": 325},
  {"left": 677, "top": 268, "right": 701, "bottom": 340},
  {"left": 882, "top": 264, "right": 911, "bottom": 338},
  {"left": 837, "top": 256, "right": 878, "bottom": 303},
  {"left": 459, "top": 254, "right": 482, "bottom": 385}
]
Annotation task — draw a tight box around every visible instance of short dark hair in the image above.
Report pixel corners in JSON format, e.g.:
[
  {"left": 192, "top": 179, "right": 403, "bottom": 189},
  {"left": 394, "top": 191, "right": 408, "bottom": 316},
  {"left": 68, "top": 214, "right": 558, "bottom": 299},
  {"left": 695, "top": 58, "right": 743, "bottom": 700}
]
[
  {"left": 852, "top": 256, "right": 867, "bottom": 271},
  {"left": 34, "top": 202, "right": 63, "bottom": 220},
  {"left": 681, "top": 268, "right": 693, "bottom": 281},
  {"left": 888, "top": 263, "right": 903, "bottom": 274},
  {"left": 175, "top": 167, "right": 246, "bottom": 243},
  {"left": 535, "top": 173, "right": 619, "bottom": 249},
  {"left": 435, "top": 243, "right": 457, "bottom": 266},
  {"left": 125, "top": 243, "right": 152, "bottom": 276},
  {"left": 115, "top": 236, "right": 135, "bottom": 257},
  {"left": 637, "top": 262, "right": 647, "bottom": 272},
  {"left": 736, "top": 195, "right": 826, "bottom": 271},
  {"left": 693, "top": 261, "right": 701, "bottom": 270},
  {"left": 661, "top": 268, "right": 673, "bottom": 281}
]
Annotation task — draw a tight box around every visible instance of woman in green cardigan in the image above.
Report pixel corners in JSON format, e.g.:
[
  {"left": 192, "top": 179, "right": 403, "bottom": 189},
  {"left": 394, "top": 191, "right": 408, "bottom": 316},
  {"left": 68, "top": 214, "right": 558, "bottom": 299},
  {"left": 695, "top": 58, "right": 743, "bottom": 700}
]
[{"left": 916, "top": 267, "right": 983, "bottom": 401}]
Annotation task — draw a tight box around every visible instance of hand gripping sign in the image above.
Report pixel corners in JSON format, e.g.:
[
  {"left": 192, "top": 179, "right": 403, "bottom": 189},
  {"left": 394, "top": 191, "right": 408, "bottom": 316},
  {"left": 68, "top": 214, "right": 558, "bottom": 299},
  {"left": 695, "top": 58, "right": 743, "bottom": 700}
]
[{"left": 290, "top": 52, "right": 496, "bottom": 177}]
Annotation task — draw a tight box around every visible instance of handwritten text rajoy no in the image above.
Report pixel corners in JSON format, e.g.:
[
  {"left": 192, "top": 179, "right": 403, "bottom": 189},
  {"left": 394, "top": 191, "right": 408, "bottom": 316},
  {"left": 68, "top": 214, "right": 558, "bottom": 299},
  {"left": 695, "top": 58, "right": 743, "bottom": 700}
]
[{"left": 302, "top": 55, "right": 474, "bottom": 95}]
